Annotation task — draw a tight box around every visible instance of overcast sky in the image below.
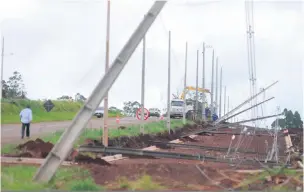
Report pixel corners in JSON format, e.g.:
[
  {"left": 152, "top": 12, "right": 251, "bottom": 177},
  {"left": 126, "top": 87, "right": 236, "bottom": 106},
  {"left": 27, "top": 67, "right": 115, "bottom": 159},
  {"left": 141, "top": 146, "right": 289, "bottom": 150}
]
[{"left": 1, "top": 0, "right": 303, "bottom": 126}]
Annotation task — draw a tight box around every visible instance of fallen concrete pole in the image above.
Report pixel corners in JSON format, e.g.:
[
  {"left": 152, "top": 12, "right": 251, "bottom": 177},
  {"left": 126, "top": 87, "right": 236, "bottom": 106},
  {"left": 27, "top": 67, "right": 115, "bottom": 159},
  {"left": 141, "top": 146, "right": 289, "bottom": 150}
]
[{"left": 78, "top": 145, "right": 281, "bottom": 166}]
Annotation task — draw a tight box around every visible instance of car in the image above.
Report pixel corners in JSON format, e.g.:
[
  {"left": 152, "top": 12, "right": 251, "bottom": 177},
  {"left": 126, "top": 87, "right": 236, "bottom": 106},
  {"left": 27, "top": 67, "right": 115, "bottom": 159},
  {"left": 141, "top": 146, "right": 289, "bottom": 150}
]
[
  {"left": 94, "top": 107, "right": 104, "bottom": 118},
  {"left": 149, "top": 108, "right": 160, "bottom": 117}
]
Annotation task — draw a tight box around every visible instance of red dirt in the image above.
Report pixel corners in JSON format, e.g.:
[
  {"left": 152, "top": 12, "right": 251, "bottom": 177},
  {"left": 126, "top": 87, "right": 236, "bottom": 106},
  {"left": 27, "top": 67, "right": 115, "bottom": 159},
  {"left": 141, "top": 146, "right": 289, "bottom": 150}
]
[{"left": 16, "top": 138, "right": 54, "bottom": 158}]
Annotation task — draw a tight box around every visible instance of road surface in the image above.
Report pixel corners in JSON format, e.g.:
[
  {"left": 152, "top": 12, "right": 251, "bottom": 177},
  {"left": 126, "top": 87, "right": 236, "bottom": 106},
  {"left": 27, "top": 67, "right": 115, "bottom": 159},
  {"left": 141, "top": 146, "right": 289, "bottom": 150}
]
[{"left": 1, "top": 117, "right": 160, "bottom": 144}]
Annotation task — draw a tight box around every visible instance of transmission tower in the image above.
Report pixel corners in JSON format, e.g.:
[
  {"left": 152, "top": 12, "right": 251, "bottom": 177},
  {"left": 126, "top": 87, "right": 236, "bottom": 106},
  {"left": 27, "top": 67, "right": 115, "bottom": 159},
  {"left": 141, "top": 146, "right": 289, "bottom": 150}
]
[{"left": 245, "top": 1, "right": 258, "bottom": 126}]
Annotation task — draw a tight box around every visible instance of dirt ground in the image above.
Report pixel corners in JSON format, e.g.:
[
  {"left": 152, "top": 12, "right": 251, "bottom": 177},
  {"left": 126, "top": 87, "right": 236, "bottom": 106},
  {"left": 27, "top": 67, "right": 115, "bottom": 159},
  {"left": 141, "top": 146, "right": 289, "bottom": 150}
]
[{"left": 2, "top": 123, "right": 303, "bottom": 191}]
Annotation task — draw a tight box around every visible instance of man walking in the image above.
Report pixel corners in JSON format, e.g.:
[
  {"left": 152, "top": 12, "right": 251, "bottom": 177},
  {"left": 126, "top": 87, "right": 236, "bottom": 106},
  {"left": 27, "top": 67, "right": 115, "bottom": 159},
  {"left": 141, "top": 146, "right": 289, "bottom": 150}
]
[{"left": 20, "top": 105, "right": 33, "bottom": 139}]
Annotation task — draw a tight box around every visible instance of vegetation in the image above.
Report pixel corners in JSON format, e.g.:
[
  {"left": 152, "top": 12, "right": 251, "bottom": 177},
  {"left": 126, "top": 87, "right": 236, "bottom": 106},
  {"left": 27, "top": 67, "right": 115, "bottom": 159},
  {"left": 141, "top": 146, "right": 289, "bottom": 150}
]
[
  {"left": 1, "top": 120, "right": 187, "bottom": 154},
  {"left": 117, "top": 175, "right": 164, "bottom": 190},
  {"left": 1, "top": 99, "right": 120, "bottom": 124},
  {"left": 1, "top": 165, "right": 101, "bottom": 191},
  {"left": 271, "top": 108, "right": 303, "bottom": 129}
]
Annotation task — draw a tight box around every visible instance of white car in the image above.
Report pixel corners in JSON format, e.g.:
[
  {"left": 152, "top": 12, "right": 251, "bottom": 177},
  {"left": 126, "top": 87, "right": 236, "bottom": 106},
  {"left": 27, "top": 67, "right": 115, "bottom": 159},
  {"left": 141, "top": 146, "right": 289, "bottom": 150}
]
[{"left": 94, "top": 107, "right": 104, "bottom": 118}]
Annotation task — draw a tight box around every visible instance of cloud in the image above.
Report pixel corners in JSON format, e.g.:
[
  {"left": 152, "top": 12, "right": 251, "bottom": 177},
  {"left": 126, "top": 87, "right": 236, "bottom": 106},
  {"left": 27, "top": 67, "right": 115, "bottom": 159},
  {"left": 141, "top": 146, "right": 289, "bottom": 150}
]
[{"left": 0, "top": 0, "right": 303, "bottom": 126}]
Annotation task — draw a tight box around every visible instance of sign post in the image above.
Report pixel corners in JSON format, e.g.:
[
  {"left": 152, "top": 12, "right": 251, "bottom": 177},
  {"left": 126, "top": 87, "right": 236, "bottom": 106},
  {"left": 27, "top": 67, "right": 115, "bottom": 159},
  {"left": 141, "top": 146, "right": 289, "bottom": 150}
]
[{"left": 136, "top": 108, "right": 149, "bottom": 121}]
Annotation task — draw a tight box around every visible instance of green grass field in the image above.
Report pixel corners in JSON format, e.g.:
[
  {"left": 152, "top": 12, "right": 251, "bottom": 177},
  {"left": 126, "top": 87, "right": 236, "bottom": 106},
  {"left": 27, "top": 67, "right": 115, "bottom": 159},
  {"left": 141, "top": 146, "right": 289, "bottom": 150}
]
[
  {"left": 1, "top": 120, "right": 188, "bottom": 154},
  {"left": 1, "top": 99, "right": 121, "bottom": 124},
  {"left": 1, "top": 165, "right": 102, "bottom": 191}
]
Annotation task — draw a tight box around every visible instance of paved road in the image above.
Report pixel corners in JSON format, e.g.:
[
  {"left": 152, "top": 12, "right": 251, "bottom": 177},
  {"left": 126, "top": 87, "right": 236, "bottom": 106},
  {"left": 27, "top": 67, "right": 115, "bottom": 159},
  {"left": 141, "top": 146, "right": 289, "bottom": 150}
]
[{"left": 1, "top": 117, "right": 160, "bottom": 144}]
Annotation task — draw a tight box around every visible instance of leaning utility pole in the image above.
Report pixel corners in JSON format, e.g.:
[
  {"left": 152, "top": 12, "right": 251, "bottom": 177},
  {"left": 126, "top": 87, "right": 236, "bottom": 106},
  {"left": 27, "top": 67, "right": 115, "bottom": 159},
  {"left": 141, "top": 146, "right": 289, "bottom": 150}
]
[
  {"left": 195, "top": 50, "right": 199, "bottom": 119},
  {"left": 215, "top": 57, "right": 219, "bottom": 115},
  {"left": 219, "top": 67, "right": 222, "bottom": 118},
  {"left": 167, "top": 31, "right": 171, "bottom": 133},
  {"left": 210, "top": 50, "right": 215, "bottom": 115},
  {"left": 201, "top": 43, "right": 206, "bottom": 121},
  {"left": 33, "top": 1, "right": 166, "bottom": 182},
  {"left": 103, "top": 0, "right": 111, "bottom": 146},
  {"left": 182, "top": 42, "right": 188, "bottom": 124},
  {"left": 140, "top": 25, "right": 146, "bottom": 133}
]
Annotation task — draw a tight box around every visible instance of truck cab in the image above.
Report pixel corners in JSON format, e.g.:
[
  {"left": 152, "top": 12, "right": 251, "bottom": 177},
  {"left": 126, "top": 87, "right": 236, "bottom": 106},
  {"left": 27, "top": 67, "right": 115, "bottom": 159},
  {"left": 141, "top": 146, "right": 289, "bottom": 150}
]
[{"left": 170, "top": 99, "right": 185, "bottom": 118}]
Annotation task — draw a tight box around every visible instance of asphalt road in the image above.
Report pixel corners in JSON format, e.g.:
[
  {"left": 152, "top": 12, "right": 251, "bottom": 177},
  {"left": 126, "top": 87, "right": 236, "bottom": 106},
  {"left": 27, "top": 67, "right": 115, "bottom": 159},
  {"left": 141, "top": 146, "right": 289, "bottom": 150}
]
[{"left": 1, "top": 117, "right": 160, "bottom": 144}]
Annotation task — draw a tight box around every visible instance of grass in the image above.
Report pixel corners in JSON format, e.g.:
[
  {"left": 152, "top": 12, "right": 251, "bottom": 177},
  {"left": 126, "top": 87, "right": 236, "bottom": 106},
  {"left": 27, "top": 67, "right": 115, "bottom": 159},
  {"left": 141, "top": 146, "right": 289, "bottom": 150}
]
[
  {"left": 117, "top": 175, "right": 164, "bottom": 190},
  {"left": 1, "top": 99, "right": 121, "bottom": 124},
  {"left": 1, "top": 119, "right": 189, "bottom": 154},
  {"left": 236, "top": 167, "right": 301, "bottom": 190},
  {"left": 1, "top": 165, "right": 102, "bottom": 191}
]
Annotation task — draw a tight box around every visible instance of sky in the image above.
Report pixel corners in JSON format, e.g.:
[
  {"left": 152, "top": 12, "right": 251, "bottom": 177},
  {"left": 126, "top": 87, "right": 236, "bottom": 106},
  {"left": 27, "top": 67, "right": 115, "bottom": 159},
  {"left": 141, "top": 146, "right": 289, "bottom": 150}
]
[{"left": 0, "top": 0, "right": 303, "bottom": 127}]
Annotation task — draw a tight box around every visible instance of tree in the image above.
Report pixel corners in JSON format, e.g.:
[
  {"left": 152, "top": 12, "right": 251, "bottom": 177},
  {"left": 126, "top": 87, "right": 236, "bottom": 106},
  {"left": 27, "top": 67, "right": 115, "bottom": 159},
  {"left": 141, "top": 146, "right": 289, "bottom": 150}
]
[
  {"left": 1, "top": 80, "right": 9, "bottom": 98},
  {"left": 3, "top": 71, "right": 27, "bottom": 99},
  {"left": 123, "top": 101, "right": 141, "bottom": 116},
  {"left": 57, "top": 95, "right": 72, "bottom": 100},
  {"left": 109, "top": 106, "right": 123, "bottom": 114},
  {"left": 75, "top": 93, "right": 86, "bottom": 102},
  {"left": 293, "top": 111, "right": 303, "bottom": 128},
  {"left": 271, "top": 108, "right": 303, "bottom": 129}
]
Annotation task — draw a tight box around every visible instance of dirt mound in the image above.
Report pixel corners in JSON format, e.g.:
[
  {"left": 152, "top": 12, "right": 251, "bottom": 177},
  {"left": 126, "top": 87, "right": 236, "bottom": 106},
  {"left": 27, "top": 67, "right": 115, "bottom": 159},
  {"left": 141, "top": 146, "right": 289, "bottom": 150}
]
[
  {"left": 16, "top": 138, "right": 54, "bottom": 158},
  {"left": 74, "top": 154, "right": 111, "bottom": 166},
  {"left": 85, "top": 123, "right": 202, "bottom": 148}
]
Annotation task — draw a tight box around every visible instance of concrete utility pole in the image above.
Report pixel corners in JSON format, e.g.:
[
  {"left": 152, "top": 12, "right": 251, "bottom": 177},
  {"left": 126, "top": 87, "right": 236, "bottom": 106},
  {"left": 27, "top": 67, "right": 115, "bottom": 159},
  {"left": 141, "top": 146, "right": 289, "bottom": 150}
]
[
  {"left": 219, "top": 67, "right": 223, "bottom": 118},
  {"left": 210, "top": 50, "right": 215, "bottom": 115},
  {"left": 140, "top": 25, "right": 146, "bottom": 133},
  {"left": 227, "top": 96, "right": 229, "bottom": 122},
  {"left": 182, "top": 42, "right": 188, "bottom": 125},
  {"left": 201, "top": 43, "right": 206, "bottom": 121},
  {"left": 224, "top": 86, "right": 226, "bottom": 116},
  {"left": 215, "top": 57, "right": 219, "bottom": 115},
  {"left": 103, "top": 0, "right": 111, "bottom": 146},
  {"left": 195, "top": 50, "right": 199, "bottom": 119},
  {"left": 33, "top": 1, "right": 166, "bottom": 182},
  {"left": 167, "top": 30, "right": 171, "bottom": 133},
  {"left": 201, "top": 43, "right": 212, "bottom": 121},
  {"left": 1, "top": 37, "right": 4, "bottom": 99}
]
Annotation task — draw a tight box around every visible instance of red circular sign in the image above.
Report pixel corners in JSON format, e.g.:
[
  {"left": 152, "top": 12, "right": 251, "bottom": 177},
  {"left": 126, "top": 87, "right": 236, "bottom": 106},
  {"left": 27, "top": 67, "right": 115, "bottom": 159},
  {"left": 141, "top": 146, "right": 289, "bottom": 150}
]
[{"left": 136, "top": 108, "right": 149, "bottom": 120}]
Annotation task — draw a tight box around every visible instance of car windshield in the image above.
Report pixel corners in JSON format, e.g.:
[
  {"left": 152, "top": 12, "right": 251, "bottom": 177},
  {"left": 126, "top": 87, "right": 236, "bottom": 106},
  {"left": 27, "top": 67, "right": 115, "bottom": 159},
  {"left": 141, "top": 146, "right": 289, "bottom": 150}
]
[{"left": 171, "top": 101, "right": 184, "bottom": 106}]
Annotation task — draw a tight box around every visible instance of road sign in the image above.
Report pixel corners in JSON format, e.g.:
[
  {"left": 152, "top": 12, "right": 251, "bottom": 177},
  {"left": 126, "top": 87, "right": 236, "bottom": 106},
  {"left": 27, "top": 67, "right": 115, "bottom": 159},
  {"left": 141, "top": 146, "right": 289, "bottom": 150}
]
[
  {"left": 43, "top": 100, "right": 55, "bottom": 112},
  {"left": 136, "top": 108, "right": 149, "bottom": 120}
]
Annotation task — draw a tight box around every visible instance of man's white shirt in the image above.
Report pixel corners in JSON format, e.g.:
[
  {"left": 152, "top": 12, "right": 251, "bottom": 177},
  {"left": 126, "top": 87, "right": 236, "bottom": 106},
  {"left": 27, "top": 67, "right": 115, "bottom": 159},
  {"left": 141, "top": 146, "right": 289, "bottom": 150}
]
[{"left": 20, "top": 108, "right": 33, "bottom": 124}]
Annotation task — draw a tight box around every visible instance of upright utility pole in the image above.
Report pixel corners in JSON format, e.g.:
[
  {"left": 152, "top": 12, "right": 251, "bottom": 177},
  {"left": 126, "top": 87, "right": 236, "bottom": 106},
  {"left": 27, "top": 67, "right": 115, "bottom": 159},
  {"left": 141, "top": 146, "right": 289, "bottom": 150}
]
[
  {"left": 224, "top": 86, "right": 226, "bottom": 116},
  {"left": 195, "top": 50, "right": 199, "bottom": 119},
  {"left": 140, "top": 24, "right": 146, "bottom": 133},
  {"left": 227, "top": 96, "right": 230, "bottom": 121},
  {"left": 182, "top": 42, "right": 188, "bottom": 124},
  {"left": 215, "top": 57, "right": 219, "bottom": 115},
  {"left": 210, "top": 50, "right": 215, "bottom": 114},
  {"left": 1, "top": 37, "right": 4, "bottom": 100},
  {"left": 219, "top": 67, "right": 223, "bottom": 118},
  {"left": 167, "top": 31, "right": 171, "bottom": 133},
  {"left": 201, "top": 43, "right": 206, "bottom": 121},
  {"left": 103, "top": 0, "right": 111, "bottom": 146}
]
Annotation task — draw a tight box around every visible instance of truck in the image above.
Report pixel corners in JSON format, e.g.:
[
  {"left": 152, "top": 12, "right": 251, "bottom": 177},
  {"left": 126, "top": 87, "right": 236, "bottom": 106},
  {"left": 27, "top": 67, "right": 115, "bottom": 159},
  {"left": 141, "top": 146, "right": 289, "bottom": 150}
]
[{"left": 169, "top": 99, "right": 194, "bottom": 119}]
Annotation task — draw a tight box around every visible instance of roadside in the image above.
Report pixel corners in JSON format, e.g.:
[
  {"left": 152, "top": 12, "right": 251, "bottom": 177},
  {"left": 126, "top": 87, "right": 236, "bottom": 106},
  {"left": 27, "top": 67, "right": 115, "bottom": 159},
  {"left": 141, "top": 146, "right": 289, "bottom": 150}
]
[{"left": 1, "top": 116, "right": 160, "bottom": 145}]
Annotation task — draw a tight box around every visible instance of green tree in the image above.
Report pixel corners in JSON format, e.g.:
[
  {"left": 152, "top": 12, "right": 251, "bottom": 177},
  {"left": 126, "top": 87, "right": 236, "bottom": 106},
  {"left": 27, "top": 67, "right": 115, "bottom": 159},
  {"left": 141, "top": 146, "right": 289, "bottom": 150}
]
[
  {"left": 293, "top": 111, "right": 303, "bottom": 128},
  {"left": 271, "top": 108, "right": 303, "bottom": 129},
  {"left": 5, "top": 71, "right": 27, "bottom": 98}
]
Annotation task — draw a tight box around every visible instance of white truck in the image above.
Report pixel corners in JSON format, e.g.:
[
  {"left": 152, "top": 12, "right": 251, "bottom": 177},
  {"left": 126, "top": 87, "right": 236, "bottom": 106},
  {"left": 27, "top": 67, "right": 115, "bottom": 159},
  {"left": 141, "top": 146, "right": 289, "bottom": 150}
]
[{"left": 169, "top": 99, "right": 194, "bottom": 118}]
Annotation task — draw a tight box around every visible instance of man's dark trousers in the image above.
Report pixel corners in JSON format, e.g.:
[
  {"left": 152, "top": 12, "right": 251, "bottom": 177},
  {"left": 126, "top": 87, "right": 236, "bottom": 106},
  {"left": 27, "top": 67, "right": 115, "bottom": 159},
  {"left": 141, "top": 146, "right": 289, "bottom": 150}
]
[{"left": 21, "top": 123, "right": 30, "bottom": 139}]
